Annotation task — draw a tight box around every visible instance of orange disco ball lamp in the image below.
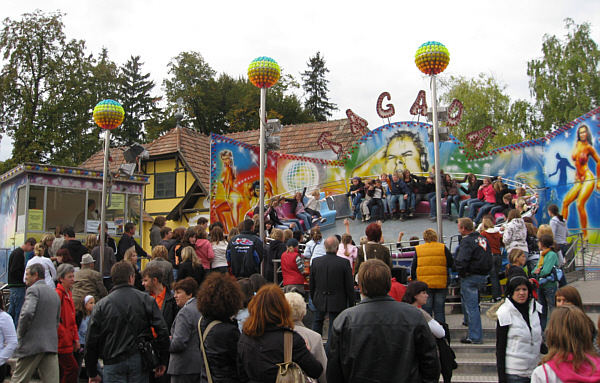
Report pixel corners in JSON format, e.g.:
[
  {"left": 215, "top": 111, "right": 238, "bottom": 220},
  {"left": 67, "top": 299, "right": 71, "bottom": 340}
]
[
  {"left": 415, "top": 41, "right": 450, "bottom": 75},
  {"left": 248, "top": 56, "right": 280, "bottom": 89},
  {"left": 93, "top": 99, "right": 125, "bottom": 130}
]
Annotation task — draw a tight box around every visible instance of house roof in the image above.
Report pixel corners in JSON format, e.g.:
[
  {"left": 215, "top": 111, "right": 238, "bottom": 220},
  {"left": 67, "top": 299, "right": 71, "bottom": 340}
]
[
  {"left": 80, "top": 127, "right": 211, "bottom": 193},
  {"left": 227, "top": 118, "right": 354, "bottom": 155}
]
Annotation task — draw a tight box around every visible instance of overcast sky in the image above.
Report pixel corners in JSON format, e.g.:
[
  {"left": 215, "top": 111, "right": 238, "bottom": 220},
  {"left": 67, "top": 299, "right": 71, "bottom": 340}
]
[{"left": 2, "top": 0, "right": 600, "bottom": 162}]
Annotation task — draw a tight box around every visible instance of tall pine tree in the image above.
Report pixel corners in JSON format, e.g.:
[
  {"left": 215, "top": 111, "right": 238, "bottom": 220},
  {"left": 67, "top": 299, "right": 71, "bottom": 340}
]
[
  {"left": 301, "top": 52, "right": 337, "bottom": 121},
  {"left": 118, "top": 55, "right": 157, "bottom": 145}
]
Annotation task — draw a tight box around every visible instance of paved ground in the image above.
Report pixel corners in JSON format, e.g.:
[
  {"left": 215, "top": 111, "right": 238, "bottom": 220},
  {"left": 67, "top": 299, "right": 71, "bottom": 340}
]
[{"left": 320, "top": 213, "right": 461, "bottom": 247}]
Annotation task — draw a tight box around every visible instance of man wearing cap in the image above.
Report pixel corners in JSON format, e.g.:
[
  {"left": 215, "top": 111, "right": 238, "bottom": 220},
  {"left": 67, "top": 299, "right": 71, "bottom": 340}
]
[
  {"left": 72, "top": 254, "right": 108, "bottom": 306},
  {"left": 280, "top": 238, "right": 306, "bottom": 293}
]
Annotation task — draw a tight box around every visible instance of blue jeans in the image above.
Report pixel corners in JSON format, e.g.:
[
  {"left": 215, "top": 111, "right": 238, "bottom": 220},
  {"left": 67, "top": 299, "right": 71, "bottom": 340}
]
[
  {"left": 474, "top": 202, "right": 495, "bottom": 224},
  {"left": 506, "top": 374, "right": 531, "bottom": 383},
  {"left": 490, "top": 254, "right": 503, "bottom": 299},
  {"left": 428, "top": 192, "right": 439, "bottom": 218},
  {"left": 422, "top": 288, "right": 447, "bottom": 324},
  {"left": 460, "top": 274, "right": 487, "bottom": 342},
  {"left": 8, "top": 286, "right": 25, "bottom": 328},
  {"left": 296, "top": 212, "right": 312, "bottom": 231},
  {"left": 458, "top": 198, "right": 477, "bottom": 218},
  {"left": 103, "top": 351, "right": 149, "bottom": 383},
  {"left": 388, "top": 194, "right": 405, "bottom": 213},
  {"left": 283, "top": 218, "right": 303, "bottom": 232},
  {"left": 538, "top": 285, "right": 557, "bottom": 332},
  {"left": 469, "top": 201, "right": 490, "bottom": 220},
  {"left": 446, "top": 195, "right": 461, "bottom": 217},
  {"left": 351, "top": 194, "right": 362, "bottom": 217},
  {"left": 312, "top": 311, "right": 339, "bottom": 356}
]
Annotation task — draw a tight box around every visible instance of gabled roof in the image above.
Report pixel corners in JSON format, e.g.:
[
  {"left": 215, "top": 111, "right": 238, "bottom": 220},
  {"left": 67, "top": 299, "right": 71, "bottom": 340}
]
[
  {"left": 80, "top": 127, "right": 211, "bottom": 192},
  {"left": 227, "top": 118, "right": 354, "bottom": 155}
]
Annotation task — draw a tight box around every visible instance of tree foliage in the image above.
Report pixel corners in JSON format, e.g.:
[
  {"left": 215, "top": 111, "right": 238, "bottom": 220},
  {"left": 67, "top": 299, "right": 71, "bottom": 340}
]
[
  {"left": 439, "top": 73, "right": 531, "bottom": 151},
  {"left": 527, "top": 19, "right": 600, "bottom": 132},
  {"left": 301, "top": 52, "right": 337, "bottom": 121},
  {"left": 118, "top": 55, "right": 158, "bottom": 146}
]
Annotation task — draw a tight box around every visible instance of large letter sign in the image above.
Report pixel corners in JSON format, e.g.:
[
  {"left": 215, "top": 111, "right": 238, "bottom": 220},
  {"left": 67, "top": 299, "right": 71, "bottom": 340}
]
[{"left": 376, "top": 92, "right": 395, "bottom": 119}]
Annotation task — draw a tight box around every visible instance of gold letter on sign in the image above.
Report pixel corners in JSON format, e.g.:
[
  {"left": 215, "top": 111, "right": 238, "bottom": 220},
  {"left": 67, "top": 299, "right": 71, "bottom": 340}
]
[
  {"left": 409, "top": 90, "right": 428, "bottom": 117},
  {"left": 376, "top": 92, "right": 395, "bottom": 119},
  {"left": 346, "top": 109, "right": 369, "bottom": 136}
]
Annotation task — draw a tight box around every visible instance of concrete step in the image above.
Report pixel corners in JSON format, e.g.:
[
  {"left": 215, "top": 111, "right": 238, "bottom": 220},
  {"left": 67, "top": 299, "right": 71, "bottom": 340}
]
[
  {"left": 449, "top": 327, "right": 496, "bottom": 342},
  {"left": 442, "top": 374, "right": 498, "bottom": 383},
  {"left": 451, "top": 342, "right": 496, "bottom": 357},
  {"left": 454, "top": 354, "right": 497, "bottom": 375}
]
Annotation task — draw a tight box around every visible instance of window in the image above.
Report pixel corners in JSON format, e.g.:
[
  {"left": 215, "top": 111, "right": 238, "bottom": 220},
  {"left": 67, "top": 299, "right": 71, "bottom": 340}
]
[{"left": 154, "top": 173, "right": 176, "bottom": 198}]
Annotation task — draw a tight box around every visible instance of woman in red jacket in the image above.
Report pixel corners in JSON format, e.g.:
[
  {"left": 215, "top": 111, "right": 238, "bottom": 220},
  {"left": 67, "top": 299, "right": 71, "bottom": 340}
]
[
  {"left": 56, "top": 263, "right": 80, "bottom": 383},
  {"left": 281, "top": 238, "right": 307, "bottom": 293},
  {"left": 469, "top": 177, "right": 496, "bottom": 221}
]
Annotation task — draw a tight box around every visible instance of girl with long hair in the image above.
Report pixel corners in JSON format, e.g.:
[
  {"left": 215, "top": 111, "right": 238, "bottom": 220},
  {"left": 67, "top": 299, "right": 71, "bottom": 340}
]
[
  {"left": 336, "top": 233, "right": 357, "bottom": 268},
  {"left": 531, "top": 306, "right": 600, "bottom": 382},
  {"left": 210, "top": 226, "right": 229, "bottom": 274},
  {"left": 177, "top": 246, "right": 205, "bottom": 286}
]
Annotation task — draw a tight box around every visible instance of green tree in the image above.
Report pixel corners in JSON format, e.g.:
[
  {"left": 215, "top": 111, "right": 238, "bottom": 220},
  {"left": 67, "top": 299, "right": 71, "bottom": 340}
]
[
  {"left": 118, "top": 55, "right": 158, "bottom": 145},
  {"left": 163, "top": 51, "right": 222, "bottom": 135},
  {"left": 439, "top": 73, "right": 530, "bottom": 151},
  {"left": 527, "top": 19, "right": 600, "bottom": 132},
  {"left": 301, "top": 52, "right": 337, "bottom": 121},
  {"left": 0, "top": 10, "right": 99, "bottom": 167}
]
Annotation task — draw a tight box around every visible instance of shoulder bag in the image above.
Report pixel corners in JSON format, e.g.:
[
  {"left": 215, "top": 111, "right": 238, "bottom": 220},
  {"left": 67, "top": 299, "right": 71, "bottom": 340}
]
[
  {"left": 198, "top": 316, "right": 222, "bottom": 383},
  {"left": 275, "top": 331, "right": 310, "bottom": 383},
  {"left": 112, "top": 300, "right": 160, "bottom": 371}
]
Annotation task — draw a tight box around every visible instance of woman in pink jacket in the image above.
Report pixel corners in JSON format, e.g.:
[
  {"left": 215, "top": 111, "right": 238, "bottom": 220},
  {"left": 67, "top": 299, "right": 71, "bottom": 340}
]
[
  {"left": 193, "top": 226, "right": 214, "bottom": 270},
  {"left": 469, "top": 177, "right": 496, "bottom": 221}
]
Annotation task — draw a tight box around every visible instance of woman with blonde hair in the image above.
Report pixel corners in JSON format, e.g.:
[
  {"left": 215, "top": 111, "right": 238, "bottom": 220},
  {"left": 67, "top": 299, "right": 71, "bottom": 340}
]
[
  {"left": 411, "top": 228, "right": 452, "bottom": 324},
  {"left": 40, "top": 233, "right": 56, "bottom": 259},
  {"left": 177, "top": 246, "right": 205, "bottom": 286},
  {"left": 24, "top": 243, "right": 56, "bottom": 288},
  {"left": 237, "top": 284, "right": 323, "bottom": 382},
  {"left": 531, "top": 306, "right": 600, "bottom": 382},
  {"left": 85, "top": 234, "right": 97, "bottom": 254},
  {"left": 123, "top": 246, "right": 143, "bottom": 290}
]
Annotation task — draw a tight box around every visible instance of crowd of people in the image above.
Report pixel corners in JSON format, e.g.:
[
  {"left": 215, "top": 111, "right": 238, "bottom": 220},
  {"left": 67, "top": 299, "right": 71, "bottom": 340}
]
[
  {"left": 345, "top": 171, "right": 538, "bottom": 226},
  {"left": 1, "top": 184, "right": 597, "bottom": 383}
]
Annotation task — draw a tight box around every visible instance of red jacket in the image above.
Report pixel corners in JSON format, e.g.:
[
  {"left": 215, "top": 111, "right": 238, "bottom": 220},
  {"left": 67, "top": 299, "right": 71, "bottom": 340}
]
[
  {"left": 477, "top": 184, "right": 496, "bottom": 203},
  {"left": 281, "top": 250, "right": 306, "bottom": 286},
  {"left": 388, "top": 278, "right": 407, "bottom": 302},
  {"left": 56, "top": 283, "right": 79, "bottom": 353}
]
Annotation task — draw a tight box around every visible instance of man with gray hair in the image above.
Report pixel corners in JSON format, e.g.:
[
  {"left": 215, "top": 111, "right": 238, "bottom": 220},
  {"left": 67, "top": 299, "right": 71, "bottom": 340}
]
[
  {"left": 12, "top": 263, "right": 61, "bottom": 382},
  {"left": 328, "top": 259, "right": 440, "bottom": 382},
  {"left": 309, "top": 236, "right": 354, "bottom": 354}
]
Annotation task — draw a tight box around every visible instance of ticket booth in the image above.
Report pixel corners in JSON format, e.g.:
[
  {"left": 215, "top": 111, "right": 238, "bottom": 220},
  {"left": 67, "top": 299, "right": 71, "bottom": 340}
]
[{"left": 0, "top": 163, "right": 149, "bottom": 250}]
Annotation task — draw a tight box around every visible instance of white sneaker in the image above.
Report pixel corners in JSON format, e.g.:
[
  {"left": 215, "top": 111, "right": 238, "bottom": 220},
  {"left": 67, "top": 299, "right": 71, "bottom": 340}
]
[
  {"left": 366, "top": 214, "right": 370, "bottom": 221},
  {"left": 361, "top": 216, "right": 366, "bottom": 222},
  {"left": 320, "top": 217, "right": 327, "bottom": 223},
  {"left": 312, "top": 217, "right": 319, "bottom": 223}
]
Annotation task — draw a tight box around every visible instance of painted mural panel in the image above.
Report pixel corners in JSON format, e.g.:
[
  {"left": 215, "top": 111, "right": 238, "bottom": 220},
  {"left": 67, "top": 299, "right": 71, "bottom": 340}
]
[
  {"left": 0, "top": 175, "right": 26, "bottom": 248},
  {"left": 543, "top": 109, "right": 600, "bottom": 242},
  {"left": 210, "top": 134, "right": 278, "bottom": 233}
]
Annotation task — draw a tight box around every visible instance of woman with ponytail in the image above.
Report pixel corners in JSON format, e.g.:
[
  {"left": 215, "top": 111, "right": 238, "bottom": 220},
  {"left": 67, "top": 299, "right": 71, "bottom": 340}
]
[{"left": 548, "top": 204, "right": 570, "bottom": 258}]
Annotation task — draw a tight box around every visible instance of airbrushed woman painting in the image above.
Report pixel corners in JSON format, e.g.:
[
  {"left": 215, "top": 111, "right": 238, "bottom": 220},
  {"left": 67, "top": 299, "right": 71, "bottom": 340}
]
[{"left": 561, "top": 124, "right": 600, "bottom": 240}]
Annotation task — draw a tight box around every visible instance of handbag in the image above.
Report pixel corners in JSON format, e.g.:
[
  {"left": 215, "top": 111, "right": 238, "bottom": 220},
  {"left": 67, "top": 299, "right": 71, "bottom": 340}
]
[
  {"left": 112, "top": 301, "right": 160, "bottom": 371},
  {"left": 198, "top": 316, "right": 222, "bottom": 383},
  {"left": 539, "top": 266, "right": 563, "bottom": 285},
  {"left": 275, "top": 331, "right": 310, "bottom": 383}
]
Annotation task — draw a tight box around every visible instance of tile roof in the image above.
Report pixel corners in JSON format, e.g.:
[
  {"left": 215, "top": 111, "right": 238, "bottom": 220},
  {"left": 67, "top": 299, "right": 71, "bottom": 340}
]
[
  {"left": 227, "top": 118, "right": 353, "bottom": 155},
  {"left": 80, "top": 127, "right": 211, "bottom": 192},
  {"left": 81, "top": 119, "right": 355, "bottom": 191}
]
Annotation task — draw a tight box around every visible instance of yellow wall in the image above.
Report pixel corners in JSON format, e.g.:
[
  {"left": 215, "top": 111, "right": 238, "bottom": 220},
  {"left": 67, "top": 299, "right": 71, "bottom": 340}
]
[{"left": 141, "top": 156, "right": 206, "bottom": 253}]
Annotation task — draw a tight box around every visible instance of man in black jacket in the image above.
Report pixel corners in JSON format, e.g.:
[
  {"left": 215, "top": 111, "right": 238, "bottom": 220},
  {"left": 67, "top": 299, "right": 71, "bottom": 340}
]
[
  {"left": 328, "top": 259, "right": 440, "bottom": 383},
  {"left": 309, "top": 236, "right": 354, "bottom": 354},
  {"left": 61, "top": 227, "right": 88, "bottom": 267},
  {"left": 7, "top": 237, "right": 36, "bottom": 327},
  {"left": 226, "top": 219, "right": 264, "bottom": 278},
  {"left": 117, "top": 222, "right": 147, "bottom": 262},
  {"left": 86, "top": 261, "right": 169, "bottom": 382},
  {"left": 455, "top": 218, "right": 492, "bottom": 344}
]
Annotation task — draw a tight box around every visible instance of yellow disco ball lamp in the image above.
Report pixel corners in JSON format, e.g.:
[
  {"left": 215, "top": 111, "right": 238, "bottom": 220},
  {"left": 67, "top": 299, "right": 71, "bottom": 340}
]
[
  {"left": 415, "top": 41, "right": 450, "bottom": 75},
  {"left": 93, "top": 99, "right": 125, "bottom": 130},
  {"left": 248, "top": 56, "right": 280, "bottom": 89}
]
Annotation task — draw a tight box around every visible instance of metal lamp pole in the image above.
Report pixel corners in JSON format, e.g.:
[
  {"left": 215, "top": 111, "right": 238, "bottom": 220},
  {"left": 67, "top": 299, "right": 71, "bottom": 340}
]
[
  {"left": 430, "top": 76, "right": 443, "bottom": 241},
  {"left": 259, "top": 88, "right": 267, "bottom": 241}
]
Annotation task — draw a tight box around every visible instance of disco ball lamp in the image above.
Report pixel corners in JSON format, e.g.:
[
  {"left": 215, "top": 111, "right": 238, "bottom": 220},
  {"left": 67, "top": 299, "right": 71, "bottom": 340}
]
[
  {"left": 93, "top": 99, "right": 125, "bottom": 130},
  {"left": 415, "top": 41, "right": 450, "bottom": 75},
  {"left": 248, "top": 56, "right": 280, "bottom": 89}
]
